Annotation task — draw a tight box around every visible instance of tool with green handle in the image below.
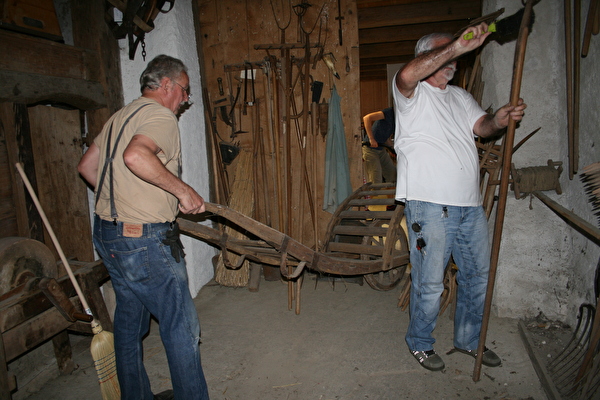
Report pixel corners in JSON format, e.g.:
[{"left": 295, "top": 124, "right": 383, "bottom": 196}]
[
  {"left": 463, "top": 22, "right": 497, "bottom": 40},
  {"left": 463, "top": 8, "right": 534, "bottom": 44}
]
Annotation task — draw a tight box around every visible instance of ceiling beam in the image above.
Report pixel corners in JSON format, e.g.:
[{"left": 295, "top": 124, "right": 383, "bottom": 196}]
[
  {"left": 359, "top": 20, "right": 470, "bottom": 44},
  {"left": 358, "top": 0, "right": 481, "bottom": 29},
  {"left": 360, "top": 40, "right": 416, "bottom": 59}
]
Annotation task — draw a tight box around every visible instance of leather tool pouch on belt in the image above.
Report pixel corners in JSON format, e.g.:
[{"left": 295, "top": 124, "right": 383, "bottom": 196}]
[{"left": 162, "top": 222, "right": 185, "bottom": 263}]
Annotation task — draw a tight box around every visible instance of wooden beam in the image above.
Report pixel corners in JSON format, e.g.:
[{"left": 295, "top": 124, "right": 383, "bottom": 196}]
[
  {"left": 0, "top": 104, "right": 29, "bottom": 238},
  {"left": 359, "top": 20, "right": 469, "bottom": 44},
  {"left": 360, "top": 40, "right": 416, "bottom": 59},
  {"left": 360, "top": 54, "right": 413, "bottom": 66},
  {"left": 357, "top": 0, "right": 427, "bottom": 8},
  {"left": 70, "top": 0, "right": 124, "bottom": 144},
  {"left": 358, "top": 0, "right": 481, "bottom": 29},
  {"left": 0, "top": 30, "right": 106, "bottom": 109},
  {"left": 361, "top": 71, "right": 388, "bottom": 80},
  {"left": 0, "top": 70, "right": 106, "bottom": 109},
  {"left": 0, "top": 30, "right": 101, "bottom": 82}
]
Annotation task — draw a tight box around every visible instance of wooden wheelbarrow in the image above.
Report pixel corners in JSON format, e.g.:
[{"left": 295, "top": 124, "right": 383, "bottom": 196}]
[{"left": 178, "top": 183, "right": 410, "bottom": 312}]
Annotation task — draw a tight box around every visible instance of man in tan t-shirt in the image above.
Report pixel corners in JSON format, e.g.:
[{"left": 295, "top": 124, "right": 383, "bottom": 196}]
[{"left": 78, "top": 55, "right": 209, "bottom": 400}]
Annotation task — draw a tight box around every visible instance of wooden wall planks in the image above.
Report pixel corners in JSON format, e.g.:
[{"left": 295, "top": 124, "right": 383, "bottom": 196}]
[{"left": 195, "top": 0, "right": 362, "bottom": 249}]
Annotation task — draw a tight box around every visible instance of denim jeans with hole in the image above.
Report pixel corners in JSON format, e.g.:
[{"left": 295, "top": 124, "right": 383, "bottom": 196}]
[
  {"left": 93, "top": 215, "right": 209, "bottom": 400},
  {"left": 404, "top": 201, "right": 490, "bottom": 352}
]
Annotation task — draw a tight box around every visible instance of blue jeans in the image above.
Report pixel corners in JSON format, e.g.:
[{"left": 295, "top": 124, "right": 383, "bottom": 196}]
[
  {"left": 93, "top": 215, "right": 209, "bottom": 400},
  {"left": 404, "top": 201, "right": 490, "bottom": 352}
]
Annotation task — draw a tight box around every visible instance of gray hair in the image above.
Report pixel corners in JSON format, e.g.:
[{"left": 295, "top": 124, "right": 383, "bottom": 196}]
[
  {"left": 415, "top": 33, "right": 454, "bottom": 57},
  {"left": 139, "top": 54, "right": 188, "bottom": 93}
]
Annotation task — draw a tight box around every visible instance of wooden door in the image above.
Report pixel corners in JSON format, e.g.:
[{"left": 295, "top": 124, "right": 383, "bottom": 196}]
[{"left": 28, "top": 105, "right": 93, "bottom": 264}]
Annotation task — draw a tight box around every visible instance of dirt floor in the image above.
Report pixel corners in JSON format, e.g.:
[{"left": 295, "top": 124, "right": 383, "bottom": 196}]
[{"left": 16, "top": 273, "right": 556, "bottom": 400}]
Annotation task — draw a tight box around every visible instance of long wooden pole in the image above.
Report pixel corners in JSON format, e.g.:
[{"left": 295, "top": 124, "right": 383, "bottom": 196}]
[
  {"left": 564, "top": 0, "right": 575, "bottom": 179},
  {"left": 573, "top": 0, "right": 581, "bottom": 177},
  {"left": 16, "top": 162, "right": 120, "bottom": 399},
  {"left": 473, "top": 0, "right": 535, "bottom": 382}
]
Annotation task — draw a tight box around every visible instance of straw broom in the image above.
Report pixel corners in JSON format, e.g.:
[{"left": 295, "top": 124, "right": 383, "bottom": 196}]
[
  {"left": 16, "top": 162, "right": 120, "bottom": 400},
  {"left": 214, "top": 150, "right": 254, "bottom": 286}
]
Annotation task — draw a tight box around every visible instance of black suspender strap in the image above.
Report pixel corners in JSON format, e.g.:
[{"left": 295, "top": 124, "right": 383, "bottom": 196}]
[{"left": 95, "top": 103, "right": 151, "bottom": 221}]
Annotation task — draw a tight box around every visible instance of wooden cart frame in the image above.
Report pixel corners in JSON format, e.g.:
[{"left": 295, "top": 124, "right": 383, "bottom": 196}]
[{"left": 178, "top": 182, "right": 410, "bottom": 292}]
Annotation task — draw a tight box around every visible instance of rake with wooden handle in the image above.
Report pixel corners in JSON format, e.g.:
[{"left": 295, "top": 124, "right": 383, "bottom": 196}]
[{"left": 15, "top": 162, "right": 120, "bottom": 400}]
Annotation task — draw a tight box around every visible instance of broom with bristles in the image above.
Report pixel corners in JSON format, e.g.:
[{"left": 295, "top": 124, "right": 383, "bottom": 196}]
[
  {"left": 16, "top": 162, "right": 120, "bottom": 400},
  {"left": 214, "top": 150, "right": 254, "bottom": 287}
]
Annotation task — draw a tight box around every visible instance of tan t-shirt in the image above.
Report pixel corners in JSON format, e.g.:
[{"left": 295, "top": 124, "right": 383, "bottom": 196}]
[{"left": 93, "top": 97, "right": 181, "bottom": 224}]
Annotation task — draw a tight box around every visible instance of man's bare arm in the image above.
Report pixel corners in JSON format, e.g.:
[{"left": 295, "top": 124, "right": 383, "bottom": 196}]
[
  {"left": 395, "top": 23, "right": 491, "bottom": 98},
  {"left": 77, "top": 143, "right": 100, "bottom": 188},
  {"left": 474, "top": 99, "right": 527, "bottom": 138},
  {"left": 123, "top": 134, "right": 205, "bottom": 214},
  {"left": 363, "top": 111, "right": 385, "bottom": 147}
]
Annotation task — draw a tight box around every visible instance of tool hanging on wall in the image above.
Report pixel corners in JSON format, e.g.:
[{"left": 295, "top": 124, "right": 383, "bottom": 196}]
[
  {"left": 107, "top": 0, "right": 174, "bottom": 60},
  {"left": 345, "top": 51, "right": 350, "bottom": 72},
  {"left": 242, "top": 62, "right": 256, "bottom": 115},
  {"left": 204, "top": 86, "right": 241, "bottom": 168},
  {"left": 566, "top": 0, "right": 581, "bottom": 178},
  {"left": 223, "top": 74, "right": 242, "bottom": 137},
  {"left": 203, "top": 88, "right": 231, "bottom": 205},
  {"left": 217, "top": 77, "right": 224, "bottom": 96},
  {"left": 335, "top": 0, "right": 344, "bottom": 46},
  {"left": 582, "top": 0, "right": 599, "bottom": 57},
  {"left": 581, "top": 162, "right": 600, "bottom": 226},
  {"left": 235, "top": 71, "right": 249, "bottom": 135},
  {"left": 322, "top": 52, "right": 340, "bottom": 79},
  {"left": 256, "top": 0, "right": 324, "bottom": 245}
]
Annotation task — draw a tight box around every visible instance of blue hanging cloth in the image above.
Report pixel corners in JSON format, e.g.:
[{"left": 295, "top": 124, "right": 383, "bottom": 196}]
[{"left": 322, "top": 85, "right": 352, "bottom": 214}]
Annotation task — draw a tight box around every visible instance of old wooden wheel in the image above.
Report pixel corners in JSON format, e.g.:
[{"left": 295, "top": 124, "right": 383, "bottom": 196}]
[
  {"left": 0, "top": 237, "right": 57, "bottom": 298},
  {"left": 361, "top": 218, "right": 409, "bottom": 290},
  {"left": 323, "top": 183, "right": 410, "bottom": 291}
]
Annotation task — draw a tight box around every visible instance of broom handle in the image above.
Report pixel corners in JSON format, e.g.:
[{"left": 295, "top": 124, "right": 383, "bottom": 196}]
[{"left": 15, "top": 162, "right": 93, "bottom": 316}]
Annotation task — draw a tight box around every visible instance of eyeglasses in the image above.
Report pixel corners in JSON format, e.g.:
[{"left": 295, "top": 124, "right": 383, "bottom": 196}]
[{"left": 173, "top": 80, "right": 192, "bottom": 101}]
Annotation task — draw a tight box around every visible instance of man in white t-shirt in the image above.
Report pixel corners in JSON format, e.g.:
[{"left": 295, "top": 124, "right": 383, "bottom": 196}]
[{"left": 393, "top": 24, "right": 526, "bottom": 371}]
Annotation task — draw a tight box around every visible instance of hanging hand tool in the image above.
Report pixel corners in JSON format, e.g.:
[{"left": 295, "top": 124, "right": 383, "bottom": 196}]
[
  {"left": 227, "top": 79, "right": 242, "bottom": 137},
  {"left": 335, "top": 0, "right": 344, "bottom": 46},
  {"left": 217, "top": 77, "right": 224, "bottom": 96},
  {"left": 242, "top": 62, "right": 256, "bottom": 114},
  {"left": 582, "top": 0, "right": 599, "bottom": 57},
  {"left": 203, "top": 88, "right": 230, "bottom": 203},
  {"left": 234, "top": 73, "right": 248, "bottom": 136},
  {"left": 243, "top": 64, "right": 249, "bottom": 115},
  {"left": 322, "top": 53, "right": 340, "bottom": 79},
  {"left": 345, "top": 51, "right": 350, "bottom": 73}
]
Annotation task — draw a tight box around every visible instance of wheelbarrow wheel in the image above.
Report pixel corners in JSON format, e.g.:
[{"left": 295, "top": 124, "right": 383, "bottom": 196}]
[
  {"left": 363, "top": 265, "right": 407, "bottom": 290},
  {"left": 361, "top": 218, "right": 409, "bottom": 291}
]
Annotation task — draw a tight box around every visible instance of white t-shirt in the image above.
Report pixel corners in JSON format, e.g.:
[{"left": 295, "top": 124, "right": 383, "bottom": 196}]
[{"left": 392, "top": 77, "right": 486, "bottom": 206}]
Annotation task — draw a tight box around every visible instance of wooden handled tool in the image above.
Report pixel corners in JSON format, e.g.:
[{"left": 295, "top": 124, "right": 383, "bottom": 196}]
[
  {"left": 473, "top": 0, "right": 536, "bottom": 382},
  {"left": 16, "top": 162, "right": 120, "bottom": 399}
]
